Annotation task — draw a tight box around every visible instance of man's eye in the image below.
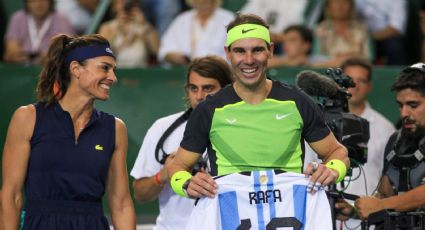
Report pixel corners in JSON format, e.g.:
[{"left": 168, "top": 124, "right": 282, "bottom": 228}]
[
  {"left": 253, "top": 47, "right": 265, "bottom": 53},
  {"left": 203, "top": 87, "right": 214, "bottom": 92}
]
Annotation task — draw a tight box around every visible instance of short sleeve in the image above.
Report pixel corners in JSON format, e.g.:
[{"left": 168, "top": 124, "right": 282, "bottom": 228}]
[
  {"left": 180, "top": 102, "right": 212, "bottom": 154},
  {"left": 298, "top": 91, "right": 330, "bottom": 143}
]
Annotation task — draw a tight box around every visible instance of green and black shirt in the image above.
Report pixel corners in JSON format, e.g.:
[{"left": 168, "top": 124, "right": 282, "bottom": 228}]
[{"left": 181, "top": 80, "right": 330, "bottom": 176}]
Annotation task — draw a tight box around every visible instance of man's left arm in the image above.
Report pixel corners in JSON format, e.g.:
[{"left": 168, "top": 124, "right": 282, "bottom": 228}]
[{"left": 306, "top": 132, "right": 349, "bottom": 186}]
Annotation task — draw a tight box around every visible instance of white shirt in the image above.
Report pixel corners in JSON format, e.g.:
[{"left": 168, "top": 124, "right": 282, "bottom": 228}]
[
  {"left": 354, "top": 0, "right": 407, "bottom": 34},
  {"left": 55, "top": 0, "right": 92, "bottom": 35},
  {"left": 158, "top": 8, "right": 234, "bottom": 63},
  {"left": 130, "top": 111, "right": 194, "bottom": 230},
  {"left": 186, "top": 171, "right": 332, "bottom": 230},
  {"left": 340, "top": 103, "right": 395, "bottom": 230},
  {"left": 241, "top": 0, "right": 307, "bottom": 33}
]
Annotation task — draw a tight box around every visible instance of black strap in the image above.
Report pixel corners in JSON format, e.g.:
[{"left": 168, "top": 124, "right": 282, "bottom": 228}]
[{"left": 155, "top": 108, "right": 192, "bottom": 164}]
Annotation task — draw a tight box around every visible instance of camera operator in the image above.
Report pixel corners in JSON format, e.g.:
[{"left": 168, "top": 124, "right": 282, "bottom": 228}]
[{"left": 341, "top": 63, "right": 425, "bottom": 221}]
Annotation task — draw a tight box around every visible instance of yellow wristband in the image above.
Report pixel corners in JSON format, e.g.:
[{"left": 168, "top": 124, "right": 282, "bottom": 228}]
[
  {"left": 170, "top": 171, "right": 192, "bottom": 197},
  {"left": 326, "top": 159, "right": 347, "bottom": 183}
]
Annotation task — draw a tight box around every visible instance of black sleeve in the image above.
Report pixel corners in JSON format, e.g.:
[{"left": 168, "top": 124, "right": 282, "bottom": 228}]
[
  {"left": 297, "top": 90, "right": 330, "bottom": 142},
  {"left": 180, "top": 102, "right": 212, "bottom": 154}
]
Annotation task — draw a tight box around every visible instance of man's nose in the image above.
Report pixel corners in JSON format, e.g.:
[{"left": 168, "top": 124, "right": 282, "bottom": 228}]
[
  {"left": 196, "top": 90, "right": 206, "bottom": 101},
  {"left": 244, "top": 52, "right": 255, "bottom": 64},
  {"left": 400, "top": 106, "right": 410, "bottom": 118}
]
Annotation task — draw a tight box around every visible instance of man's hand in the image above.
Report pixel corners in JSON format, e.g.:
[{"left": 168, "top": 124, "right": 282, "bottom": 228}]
[
  {"left": 185, "top": 170, "right": 217, "bottom": 198},
  {"left": 159, "top": 153, "right": 176, "bottom": 184},
  {"left": 355, "top": 196, "right": 385, "bottom": 219},
  {"left": 304, "top": 162, "right": 337, "bottom": 194},
  {"left": 335, "top": 199, "right": 356, "bottom": 221}
]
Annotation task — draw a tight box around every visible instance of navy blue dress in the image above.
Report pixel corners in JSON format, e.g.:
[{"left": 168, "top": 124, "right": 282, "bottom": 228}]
[{"left": 22, "top": 102, "right": 115, "bottom": 229}]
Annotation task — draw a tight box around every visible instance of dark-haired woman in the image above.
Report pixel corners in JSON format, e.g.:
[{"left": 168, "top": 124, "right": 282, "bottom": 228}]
[{"left": 1, "top": 33, "right": 136, "bottom": 229}]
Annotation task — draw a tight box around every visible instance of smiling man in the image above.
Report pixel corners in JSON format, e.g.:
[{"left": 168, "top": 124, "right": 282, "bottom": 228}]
[{"left": 167, "top": 13, "right": 349, "bottom": 199}]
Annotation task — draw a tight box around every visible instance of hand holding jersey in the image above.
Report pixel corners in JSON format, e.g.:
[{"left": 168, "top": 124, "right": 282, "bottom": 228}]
[{"left": 185, "top": 169, "right": 217, "bottom": 198}]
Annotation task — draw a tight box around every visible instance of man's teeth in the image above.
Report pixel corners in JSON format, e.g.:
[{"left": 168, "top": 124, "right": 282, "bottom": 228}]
[{"left": 242, "top": 68, "right": 256, "bottom": 73}]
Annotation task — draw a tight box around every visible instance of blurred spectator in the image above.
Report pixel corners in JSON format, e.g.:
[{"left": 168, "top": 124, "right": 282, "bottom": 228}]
[
  {"left": 420, "top": 0, "right": 425, "bottom": 63},
  {"left": 99, "top": 0, "right": 159, "bottom": 68},
  {"left": 141, "top": 0, "right": 183, "bottom": 37},
  {"left": 158, "top": 0, "right": 234, "bottom": 66},
  {"left": 240, "top": 0, "right": 308, "bottom": 43},
  {"left": 55, "top": 0, "right": 99, "bottom": 35},
  {"left": 4, "top": 0, "right": 74, "bottom": 65},
  {"left": 355, "top": 0, "right": 408, "bottom": 65},
  {"left": 0, "top": 3, "right": 6, "bottom": 61},
  {"left": 313, "top": 0, "right": 371, "bottom": 67},
  {"left": 268, "top": 25, "right": 327, "bottom": 68}
]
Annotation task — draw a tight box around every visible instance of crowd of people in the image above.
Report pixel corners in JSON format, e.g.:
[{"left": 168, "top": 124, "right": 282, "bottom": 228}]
[
  {"left": 1, "top": 0, "right": 425, "bottom": 230},
  {"left": 2, "top": 0, "right": 425, "bottom": 67}
]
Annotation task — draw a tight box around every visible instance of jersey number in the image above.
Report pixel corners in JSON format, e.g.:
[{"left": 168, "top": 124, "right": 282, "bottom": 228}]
[{"left": 237, "top": 217, "right": 302, "bottom": 230}]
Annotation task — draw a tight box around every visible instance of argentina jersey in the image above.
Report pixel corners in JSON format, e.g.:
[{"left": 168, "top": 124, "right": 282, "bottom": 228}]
[{"left": 185, "top": 170, "right": 332, "bottom": 230}]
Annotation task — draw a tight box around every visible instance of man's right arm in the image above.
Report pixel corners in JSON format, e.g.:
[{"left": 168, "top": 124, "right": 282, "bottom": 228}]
[
  {"left": 131, "top": 117, "right": 174, "bottom": 204},
  {"left": 133, "top": 154, "right": 175, "bottom": 203}
]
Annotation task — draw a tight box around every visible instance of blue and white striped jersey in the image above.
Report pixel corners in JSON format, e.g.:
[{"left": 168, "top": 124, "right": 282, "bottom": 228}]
[{"left": 185, "top": 170, "right": 332, "bottom": 230}]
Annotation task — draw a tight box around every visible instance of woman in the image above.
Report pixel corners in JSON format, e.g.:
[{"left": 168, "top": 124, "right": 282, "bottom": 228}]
[
  {"left": 99, "top": 0, "right": 159, "bottom": 68},
  {"left": 3, "top": 0, "right": 74, "bottom": 65},
  {"left": 313, "top": 0, "right": 371, "bottom": 67},
  {"left": 1, "top": 34, "right": 136, "bottom": 229}
]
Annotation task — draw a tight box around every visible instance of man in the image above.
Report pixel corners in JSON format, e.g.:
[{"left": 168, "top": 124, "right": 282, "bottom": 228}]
[
  {"left": 354, "top": 0, "right": 408, "bottom": 65},
  {"left": 167, "top": 13, "right": 349, "bottom": 201},
  {"left": 268, "top": 25, "right": 314, "bottom": 68},
  {"left": 335, "top": 58, "right": 395, "bottom": 229},
  {"left": 267, "top": 24, "right": 328, "bottom": 68},
  {"left": 240, "top": 0, "right": 308, "bottom": 43},
  {"left": 340, "top": 63, "right": 425, "bottom": 220},
  {"left": 130, "top": 55, "right": 232, "bottom": 229},
  {"left": 354, "top": 63, "right": 425, "bottom": 219}
]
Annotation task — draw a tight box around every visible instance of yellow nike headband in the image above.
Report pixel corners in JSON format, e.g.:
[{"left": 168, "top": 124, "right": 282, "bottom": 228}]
[{"left": 226, "top": 24, "right": 271, "bottom": 47}]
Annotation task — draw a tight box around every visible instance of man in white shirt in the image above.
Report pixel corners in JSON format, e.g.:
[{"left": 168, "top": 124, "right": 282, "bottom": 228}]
[
  {"left": 130, "top": 55, "right": 232, "bottom": 230},
  {"left": 354, "top": 0, "right": 408, "bottom": 65},
  {"left": 158, "top": 0, "right": 234, "bottom": 65},
  {"left": 336, "top": 58, "right": 395, "bottom": 229},
  {"left": 240, "top": 0, "right": 308, "bottom": 43}
]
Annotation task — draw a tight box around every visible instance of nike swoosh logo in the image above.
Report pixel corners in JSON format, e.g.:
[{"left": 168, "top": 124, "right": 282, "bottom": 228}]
[
  {"left": 175, "top": 178, "right": 182, "bottom": 181},
  {"left": 276, "top": 113, "right": 292, "bottom": 120},
  {"left": 226, "top": 118, "right": 237, "bottom": 124},
  {"left": 242, "top": 28, "right": 256, "bottom": 34}
]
